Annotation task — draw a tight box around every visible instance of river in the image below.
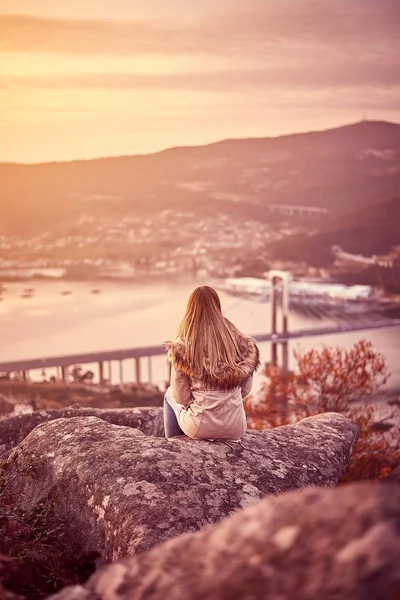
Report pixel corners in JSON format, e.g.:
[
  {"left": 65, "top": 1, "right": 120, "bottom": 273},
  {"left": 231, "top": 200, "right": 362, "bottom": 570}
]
[{"left": 1, "top": 278, "right": 399, "bottom": 391}]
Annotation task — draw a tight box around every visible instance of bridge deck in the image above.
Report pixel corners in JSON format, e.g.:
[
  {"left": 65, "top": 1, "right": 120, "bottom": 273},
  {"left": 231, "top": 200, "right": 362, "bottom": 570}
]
[{"left": 1, "top": 319, "right": 399, "bottom": 373}]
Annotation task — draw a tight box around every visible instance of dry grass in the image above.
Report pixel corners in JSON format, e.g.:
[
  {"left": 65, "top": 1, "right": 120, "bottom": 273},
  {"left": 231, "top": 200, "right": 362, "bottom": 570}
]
[{"left": 0, "top": 460, "right": 98, "bottom": 600}]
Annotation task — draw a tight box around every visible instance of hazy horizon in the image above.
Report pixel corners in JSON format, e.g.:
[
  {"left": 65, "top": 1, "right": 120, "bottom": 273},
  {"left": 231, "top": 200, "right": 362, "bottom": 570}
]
[
  {"left": 1, "top": 0, "right": 399, "bottom": 163},
  {"left": 2, "top": 118, "right": 399, "bottom": 166}
]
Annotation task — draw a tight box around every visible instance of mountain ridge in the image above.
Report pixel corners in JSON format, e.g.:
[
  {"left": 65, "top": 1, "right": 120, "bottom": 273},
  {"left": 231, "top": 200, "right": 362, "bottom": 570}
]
[
  {"left": 0, "top": 120, "right": 399, "bottom": 236},
  {"left": 269, "top": 195, "right": 400, "bottom": 268},
  {"left": 1, "top": 119, "right": 399, "bottom": 167}
]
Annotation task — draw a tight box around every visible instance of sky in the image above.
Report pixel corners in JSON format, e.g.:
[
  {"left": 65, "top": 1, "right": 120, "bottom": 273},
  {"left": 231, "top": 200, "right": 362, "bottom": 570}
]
[{"left": 0, "top": 0, "right": 399, "bottom": 163}]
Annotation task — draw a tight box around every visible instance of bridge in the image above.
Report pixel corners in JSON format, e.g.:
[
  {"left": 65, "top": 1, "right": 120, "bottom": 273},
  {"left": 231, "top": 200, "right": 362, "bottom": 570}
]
[
  {"left": 267, "top": 204, "right": 329, "bottom": 217},
  {"left": 332, "top": 246, "right": 394, "bottom": 269},
  {"left": 1, "top": 316, "right": 399, "bottom": 386}
]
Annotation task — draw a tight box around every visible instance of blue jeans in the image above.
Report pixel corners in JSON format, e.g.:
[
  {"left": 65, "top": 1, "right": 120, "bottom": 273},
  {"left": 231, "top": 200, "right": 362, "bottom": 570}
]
[{"left": 163, "top": 393, "right": 185, "bottom": 438}]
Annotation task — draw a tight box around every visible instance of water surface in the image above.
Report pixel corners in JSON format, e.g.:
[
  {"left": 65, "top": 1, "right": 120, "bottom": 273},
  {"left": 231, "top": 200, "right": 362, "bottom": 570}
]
[{"left": 1, "top": 279, "right": 399, "bottom": 390}]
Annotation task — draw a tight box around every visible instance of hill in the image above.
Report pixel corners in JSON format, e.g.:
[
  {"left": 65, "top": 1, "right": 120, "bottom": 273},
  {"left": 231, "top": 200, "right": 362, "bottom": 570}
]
[
  {"left": 0, "top": 120, "right": 399, "bottom": 236},
  {"left": 269, "top": 195, "right": 400, "bottom": 268}
]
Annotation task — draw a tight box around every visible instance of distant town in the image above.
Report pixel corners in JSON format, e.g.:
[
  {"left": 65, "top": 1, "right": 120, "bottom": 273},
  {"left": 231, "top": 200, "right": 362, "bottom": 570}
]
[{"left": 0, "top": 210, "right": 309, "bottom": 281}]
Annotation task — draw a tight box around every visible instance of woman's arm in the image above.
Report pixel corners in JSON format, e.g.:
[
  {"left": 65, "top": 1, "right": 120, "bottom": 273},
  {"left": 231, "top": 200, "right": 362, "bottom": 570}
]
[
  {"left": 170, "top": 365, "right": 193, "bottom": 408},
  {"left": 240, "top": 374, "right": 253, "bottom": 399}
]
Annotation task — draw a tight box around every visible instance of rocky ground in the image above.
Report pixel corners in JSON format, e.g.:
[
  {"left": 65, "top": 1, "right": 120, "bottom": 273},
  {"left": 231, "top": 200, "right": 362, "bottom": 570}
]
[
  {"left": 50, "top": 481, "right": 400, "bottom": 600},
  {"left": 0, "top": 409, "right": 360, "bottom": 599}
]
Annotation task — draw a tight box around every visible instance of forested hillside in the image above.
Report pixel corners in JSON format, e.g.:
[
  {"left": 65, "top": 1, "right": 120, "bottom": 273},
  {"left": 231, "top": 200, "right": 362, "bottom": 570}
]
[
  {"left": 0, "top": 120, "right": 399, "bottom": 236},
  {"left": 269, "top": 196, "right": 400, "bottom": 267}
]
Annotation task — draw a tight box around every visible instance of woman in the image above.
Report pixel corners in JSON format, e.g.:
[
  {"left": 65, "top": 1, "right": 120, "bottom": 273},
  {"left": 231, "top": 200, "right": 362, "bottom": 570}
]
[{"left": 164, "top": 286, "right": 260, "bottom": 440}]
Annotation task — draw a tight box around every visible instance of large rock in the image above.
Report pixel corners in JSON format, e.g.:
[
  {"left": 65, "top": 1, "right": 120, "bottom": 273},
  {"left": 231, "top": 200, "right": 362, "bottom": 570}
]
[
  {"left": 2, "top": 412, "right": 357, "bottom": 565},
  {"left": 0, "top": 406, "right": 164, "bottom": 458},
  {"left": 50, "top": 481, "right": 400, "bottom": 600}
]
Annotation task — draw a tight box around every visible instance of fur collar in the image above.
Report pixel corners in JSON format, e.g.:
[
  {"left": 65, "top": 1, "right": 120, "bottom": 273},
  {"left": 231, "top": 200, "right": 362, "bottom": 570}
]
[{"left": 166, "top": 335, "right": 260, "bottom": 390}]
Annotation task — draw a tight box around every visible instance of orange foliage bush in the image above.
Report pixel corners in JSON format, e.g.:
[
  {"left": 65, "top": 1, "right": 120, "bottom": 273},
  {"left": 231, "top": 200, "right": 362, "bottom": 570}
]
[{"left": 245, "top": 340, "right": 400, "bottom": 481}]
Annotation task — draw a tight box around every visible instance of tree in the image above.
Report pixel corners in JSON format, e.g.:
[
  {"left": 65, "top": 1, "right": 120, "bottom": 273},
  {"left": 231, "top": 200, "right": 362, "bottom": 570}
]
[
  {"left": 70, "top": 365, "right": 84, "bottom": 383},
  {"left": 245, "top": 340, "right": 400, "bottom": 481},
  {"left": 292, "top": 340, "right": 389, "bottom": 414},
  {"left": 70, "top": 366, "right": 94, "bottom": 384}
]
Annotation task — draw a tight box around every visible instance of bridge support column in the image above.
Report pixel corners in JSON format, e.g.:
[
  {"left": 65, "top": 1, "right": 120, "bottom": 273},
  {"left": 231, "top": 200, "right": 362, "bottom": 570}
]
[
  {"left": 167, "top": 360, "right": 172, "bottom": 389},
  {"left": 148, "top": 356, "right": 152, "bottom": 384},
  {"left": 281, "top": 344, "right": 289, "bottom": 374},
  {"left": 134, "top": 357, "right": 141, "bottom": 384},
  {"left": 270, "top": 278, "right": 278, "bottom": 367},
  {"left": 108, "top": 361, "right": 112, "bottom": 383},
  {"left": 99, "top": 361, "right": 105, "bottom": 385},
  {"left": 61, "top": 366, "right": 69, "bottom": 384},
  {"left": 282, "top": 276, "right": 289, "bottom": 374},
  {"left": 268, "top": 270, "right": 291, "bottom": 373},
  {"left": 119, "top": 360, "right": 124, "bottom": 387},
  {"left": 22, "top": 370, "right": 30, "bottom": 382}
]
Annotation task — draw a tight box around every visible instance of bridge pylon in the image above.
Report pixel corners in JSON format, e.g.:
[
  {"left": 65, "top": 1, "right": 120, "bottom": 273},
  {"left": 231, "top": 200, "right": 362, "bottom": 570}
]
[{"left": 268, "top": 270, "right": 291, "bottom": 373}]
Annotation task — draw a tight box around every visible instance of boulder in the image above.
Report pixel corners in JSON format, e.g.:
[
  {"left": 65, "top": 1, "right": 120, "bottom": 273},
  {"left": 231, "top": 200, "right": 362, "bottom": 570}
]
[
  {"left": 0, "top": 406, "right": 164, "bottom": 458},
  {"left": 2, "top": 412, "right": 357, "bottom": 565},
  {"left": 50, "top": 481, "right": 400, "bottom": 600}
]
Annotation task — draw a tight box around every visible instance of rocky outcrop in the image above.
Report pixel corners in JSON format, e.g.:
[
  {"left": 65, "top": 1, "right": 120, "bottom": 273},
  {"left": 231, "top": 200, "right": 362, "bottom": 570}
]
[
  {"left": 0, "top": 406, "right": 164, "bottom": 458},
  {"left": 50, "top": 481, "right": 400, "bottom": 600},
  {"left": 2, "top": 412, "right": 357, "bottom": 566}
]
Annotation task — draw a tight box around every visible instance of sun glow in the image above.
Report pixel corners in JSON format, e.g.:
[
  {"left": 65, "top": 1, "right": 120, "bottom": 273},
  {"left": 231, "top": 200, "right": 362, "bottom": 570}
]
[{"left": 0, "top": 0, "right": 398, "bottom": 162}]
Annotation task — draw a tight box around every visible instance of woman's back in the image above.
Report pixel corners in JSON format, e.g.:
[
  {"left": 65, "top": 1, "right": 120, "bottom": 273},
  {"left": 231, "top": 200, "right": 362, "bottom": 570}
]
[{"left": 164, "top": 286, "right": 260, "bottom": 440}]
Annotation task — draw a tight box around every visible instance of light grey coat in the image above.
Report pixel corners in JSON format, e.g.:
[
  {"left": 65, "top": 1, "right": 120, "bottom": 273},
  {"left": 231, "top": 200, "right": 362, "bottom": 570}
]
[{"left": 166, "top": 335, "right": 260, "bottom": 440}]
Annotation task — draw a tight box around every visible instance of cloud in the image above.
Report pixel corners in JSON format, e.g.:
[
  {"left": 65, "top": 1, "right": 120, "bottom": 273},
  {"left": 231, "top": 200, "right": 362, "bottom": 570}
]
[
  {"left": 0, "top": 0, "right": 398, "bottom": 119},
  {"left": 1, "top": 61, "right": 399, "bottom": 93},
  {"left": 0, "top": 1, "right": 399, "bottom": 56},
  {"left": 0, "top": 15, "right": 184, "bottom": 55}
]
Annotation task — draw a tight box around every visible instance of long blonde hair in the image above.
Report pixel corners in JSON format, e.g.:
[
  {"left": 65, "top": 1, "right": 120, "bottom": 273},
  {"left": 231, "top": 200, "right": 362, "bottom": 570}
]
[{"left": 177, "top": 286, "right": 244, "bottom": 378}]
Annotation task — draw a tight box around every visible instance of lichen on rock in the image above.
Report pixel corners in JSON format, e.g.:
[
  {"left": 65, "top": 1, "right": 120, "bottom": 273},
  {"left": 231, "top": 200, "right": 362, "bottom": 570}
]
[
  {"left": 49, "top": 481, "right": 400, "bottom": 600},
  {"left": 0, "top": 406, "right": 164, "bottom": 459},
  {"left": 2, "top": 412, "right": 358, "bottom": 566}
]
